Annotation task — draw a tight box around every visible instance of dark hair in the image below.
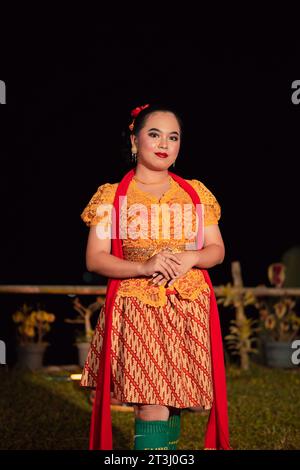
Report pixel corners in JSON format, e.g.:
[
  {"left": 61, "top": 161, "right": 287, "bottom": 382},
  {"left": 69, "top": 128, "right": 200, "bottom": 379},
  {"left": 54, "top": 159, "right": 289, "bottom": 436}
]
[{"left": 130, "top": 103, "right": 183, "bottom": 137}]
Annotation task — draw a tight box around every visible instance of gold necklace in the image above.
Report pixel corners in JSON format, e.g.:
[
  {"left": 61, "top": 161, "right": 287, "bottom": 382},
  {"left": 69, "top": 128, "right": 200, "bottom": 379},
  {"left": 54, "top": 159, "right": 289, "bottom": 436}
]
[{"left": 134, "top": 175, "right": 170, "bottom": 185}]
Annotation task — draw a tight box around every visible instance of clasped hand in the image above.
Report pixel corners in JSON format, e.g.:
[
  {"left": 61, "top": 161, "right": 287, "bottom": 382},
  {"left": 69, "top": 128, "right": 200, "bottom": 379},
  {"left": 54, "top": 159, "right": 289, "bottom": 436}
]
[{"left": 140, "top": 250, "right": 199, "bottom": 286}]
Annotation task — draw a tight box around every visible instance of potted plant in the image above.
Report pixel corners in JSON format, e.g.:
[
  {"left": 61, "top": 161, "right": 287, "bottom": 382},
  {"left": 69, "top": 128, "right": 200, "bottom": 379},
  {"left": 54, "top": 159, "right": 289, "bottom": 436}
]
[
  {"left": 12, "top": 302, "right": 56, "bottom": 370},
  {"left": 65, "top": 296, "right": 104, "bottom": 367},
  {"left": 217, "top": 282, "right": 259, "bottom": 369},
  {"left": 255, "top": 263, "right": 300, "bottom": 368}
]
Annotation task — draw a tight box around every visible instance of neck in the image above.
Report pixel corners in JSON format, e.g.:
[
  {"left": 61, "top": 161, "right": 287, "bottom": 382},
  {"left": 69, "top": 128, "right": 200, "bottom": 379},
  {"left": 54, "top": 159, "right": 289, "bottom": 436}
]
[{"left": 134, "top": 164, "right": 169, "bottom": 184}]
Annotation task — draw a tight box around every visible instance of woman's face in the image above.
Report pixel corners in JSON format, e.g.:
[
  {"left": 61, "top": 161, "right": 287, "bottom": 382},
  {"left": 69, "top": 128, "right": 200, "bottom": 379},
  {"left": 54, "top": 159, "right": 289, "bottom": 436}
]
[{"left": 131, "top": 111, "right": 181, "bottom": 170}]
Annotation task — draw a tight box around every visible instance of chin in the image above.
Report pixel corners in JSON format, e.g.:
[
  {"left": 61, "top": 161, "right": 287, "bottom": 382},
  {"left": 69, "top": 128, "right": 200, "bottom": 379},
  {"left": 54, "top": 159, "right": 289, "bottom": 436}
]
[{"left": 154, "top": 163, "right": 170, "bottom": 171}]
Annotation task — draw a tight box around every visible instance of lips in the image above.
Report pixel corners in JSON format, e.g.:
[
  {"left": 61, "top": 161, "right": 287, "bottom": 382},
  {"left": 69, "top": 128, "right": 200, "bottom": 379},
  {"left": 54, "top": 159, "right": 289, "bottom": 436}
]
[{"left": 155, "top": 152, "right": 168, "bottom": 158}]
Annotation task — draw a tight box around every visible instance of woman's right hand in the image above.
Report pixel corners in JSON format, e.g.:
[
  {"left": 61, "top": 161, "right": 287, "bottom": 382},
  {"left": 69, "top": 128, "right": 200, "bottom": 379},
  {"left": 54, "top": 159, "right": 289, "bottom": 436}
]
[{"left": 139, "top": 251, "right": 182, "bottom": 281}]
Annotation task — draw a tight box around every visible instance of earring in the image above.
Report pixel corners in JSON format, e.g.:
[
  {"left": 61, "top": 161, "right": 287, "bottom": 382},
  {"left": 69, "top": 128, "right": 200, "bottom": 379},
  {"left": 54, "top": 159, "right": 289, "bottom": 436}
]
[
  {"left": 131, "top": 146, "right": 137, "bottom": 164},
  {"left": 172, "top": 161, "right": 176, "bottom": 167}
]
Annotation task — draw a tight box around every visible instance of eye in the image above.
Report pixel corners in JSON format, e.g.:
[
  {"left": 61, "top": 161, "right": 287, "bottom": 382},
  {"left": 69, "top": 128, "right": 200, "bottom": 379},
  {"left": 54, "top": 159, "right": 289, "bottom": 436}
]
[
  {"left": 148, "top": 132, "right": 160, "bottom": 138},
  {"left": 170, "top": 136, "right": 179, "bottom": 141}
]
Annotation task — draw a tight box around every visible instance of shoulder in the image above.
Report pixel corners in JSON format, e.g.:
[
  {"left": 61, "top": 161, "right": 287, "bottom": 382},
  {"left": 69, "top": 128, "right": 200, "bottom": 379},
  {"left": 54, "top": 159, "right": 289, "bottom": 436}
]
[
  {"left": 185, "top": 178, "right": 221, "bottom": 225},
  {"left": 92, "top": 182, "right": 119, "bottom": 204},
  {"left": 80, "top": 182, "right": 119, "bottom": 227},
  {"left": 185, "top": 179, "right": 219, "bottom": 205}
]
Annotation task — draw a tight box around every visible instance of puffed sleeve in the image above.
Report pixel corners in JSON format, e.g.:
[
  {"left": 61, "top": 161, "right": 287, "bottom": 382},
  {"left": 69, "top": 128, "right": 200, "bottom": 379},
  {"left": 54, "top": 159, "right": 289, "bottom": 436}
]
[
  {"left": 80, "top": 183, "right": 118, "bottom": 227},
  {"left": 189, "top": 179, "right": 221, "bottom": 226}
]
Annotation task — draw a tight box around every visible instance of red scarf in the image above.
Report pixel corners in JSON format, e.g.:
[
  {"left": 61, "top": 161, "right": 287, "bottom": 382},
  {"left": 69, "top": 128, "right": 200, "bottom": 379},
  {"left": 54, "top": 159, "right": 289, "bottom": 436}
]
[{"left": 89, "top": 169, "right": 231, "bottom": 450}]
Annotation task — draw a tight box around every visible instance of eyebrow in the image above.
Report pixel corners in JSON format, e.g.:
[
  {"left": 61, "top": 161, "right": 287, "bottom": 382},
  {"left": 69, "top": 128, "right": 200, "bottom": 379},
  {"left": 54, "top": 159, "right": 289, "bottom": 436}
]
[{"left": 147, "top": 127, "right": 180, "bottom": 136}]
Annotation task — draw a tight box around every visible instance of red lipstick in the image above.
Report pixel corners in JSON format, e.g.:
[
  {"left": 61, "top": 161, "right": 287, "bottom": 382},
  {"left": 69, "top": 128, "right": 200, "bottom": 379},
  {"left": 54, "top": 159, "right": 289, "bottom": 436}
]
[{"left": 155, "top": 152, "right": 168, "bottom": 158}]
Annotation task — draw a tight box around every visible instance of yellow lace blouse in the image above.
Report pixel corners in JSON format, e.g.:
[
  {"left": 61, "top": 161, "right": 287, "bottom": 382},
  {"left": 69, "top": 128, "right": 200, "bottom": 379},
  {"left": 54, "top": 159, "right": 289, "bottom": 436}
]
[{"left": 81, "top": 177, "right": 221, "bottom": 306}]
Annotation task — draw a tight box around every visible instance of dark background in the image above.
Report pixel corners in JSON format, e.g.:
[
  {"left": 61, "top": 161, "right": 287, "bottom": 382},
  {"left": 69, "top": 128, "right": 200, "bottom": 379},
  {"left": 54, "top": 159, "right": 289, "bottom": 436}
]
[{"left": 1, "top": 19, "right": 300, "bottom": 364}]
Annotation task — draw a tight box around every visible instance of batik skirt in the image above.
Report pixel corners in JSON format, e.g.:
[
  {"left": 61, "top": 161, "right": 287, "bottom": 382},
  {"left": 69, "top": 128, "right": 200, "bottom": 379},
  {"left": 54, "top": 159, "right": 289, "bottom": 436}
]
[{"left": 80, "top": 287, "right": 213, "bottom": 409}]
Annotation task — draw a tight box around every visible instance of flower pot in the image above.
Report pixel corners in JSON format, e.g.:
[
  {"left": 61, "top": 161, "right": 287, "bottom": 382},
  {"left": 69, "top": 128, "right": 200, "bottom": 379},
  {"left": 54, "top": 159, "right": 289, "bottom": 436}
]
[
  {"left": 264, "top": 340, "right": 297, "bottom": 368},
  {"left": 76, "top": 342, "right": 91, "bottom": 368},
  {"left": 17, "top": 343, "right": 48, "bottom": 370}
]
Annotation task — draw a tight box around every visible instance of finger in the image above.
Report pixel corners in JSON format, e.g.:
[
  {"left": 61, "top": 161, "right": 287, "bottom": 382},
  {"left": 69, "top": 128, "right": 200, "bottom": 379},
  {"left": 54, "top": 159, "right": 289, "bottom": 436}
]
[
  {"left": 158, "top": 263, "right": 172, "bottom": 280},
  {"left": 165, "top": 257, "right": 179, "bottom": 276},
  {"left": 164, "top": 258, "right": 180, "bottom": 278},
  {"left": 151, "top": 272, "right": 163, "bottom": 280},
  {"left": 160, "top": 261, "right": 177, "bottom": 280},
  {"left": 151, "top": 274, "right": 164, "bottom": 284},
  {"left": 161, "top": 252, "right": 182, "bottom": 264}
]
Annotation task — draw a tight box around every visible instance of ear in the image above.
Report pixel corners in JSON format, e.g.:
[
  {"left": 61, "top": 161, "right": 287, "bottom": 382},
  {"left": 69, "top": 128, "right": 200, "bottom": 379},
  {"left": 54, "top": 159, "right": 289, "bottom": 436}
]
[{"left": 130, "top": 134, "right": 138, "bottom": 147}]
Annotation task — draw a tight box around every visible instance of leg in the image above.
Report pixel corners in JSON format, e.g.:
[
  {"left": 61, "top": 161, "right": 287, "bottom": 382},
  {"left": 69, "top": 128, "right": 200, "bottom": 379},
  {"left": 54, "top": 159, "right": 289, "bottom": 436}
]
[
  {"left": 133, "top": 404, "right": 169, "bottom": 450},
  {"left": 134, "top": 404, "right": 170, "bottom": 421},
  {"left": 168, "top": 407, "right": 181, "bottom": 450}
]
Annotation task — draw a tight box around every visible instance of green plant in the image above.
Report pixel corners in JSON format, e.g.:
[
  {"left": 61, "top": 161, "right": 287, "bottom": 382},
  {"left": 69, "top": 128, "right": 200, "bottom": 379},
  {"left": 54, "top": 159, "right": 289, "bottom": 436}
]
[
  {"left": 225, "top": 317, "right": 260, "bottom": 357},
  {"left": 217, "top": 284, "right": 259, "bottom": 360}
]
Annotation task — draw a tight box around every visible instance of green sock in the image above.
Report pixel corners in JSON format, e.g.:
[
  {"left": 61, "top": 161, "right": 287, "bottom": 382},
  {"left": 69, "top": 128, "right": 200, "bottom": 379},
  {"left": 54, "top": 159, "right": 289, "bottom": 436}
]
[
  {"left": 168, "top": 413, "right": 181, "bottom": 449},
  {"left": 134, "top": 419, "right": 169, "bottom": 450}
]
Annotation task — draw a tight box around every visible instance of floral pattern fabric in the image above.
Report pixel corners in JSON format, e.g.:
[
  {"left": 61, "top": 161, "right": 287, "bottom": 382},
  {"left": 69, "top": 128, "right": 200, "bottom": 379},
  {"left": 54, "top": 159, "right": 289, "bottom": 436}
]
[{"left": 81, "top": 177, "right": 221, "bottom": 307}]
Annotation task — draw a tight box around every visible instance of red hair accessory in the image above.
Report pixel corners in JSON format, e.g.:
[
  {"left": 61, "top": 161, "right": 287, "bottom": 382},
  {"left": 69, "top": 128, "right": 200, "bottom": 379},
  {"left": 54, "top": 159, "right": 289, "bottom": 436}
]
[{"left": 129, "top": 103, "right": 150, "bottom": 131}]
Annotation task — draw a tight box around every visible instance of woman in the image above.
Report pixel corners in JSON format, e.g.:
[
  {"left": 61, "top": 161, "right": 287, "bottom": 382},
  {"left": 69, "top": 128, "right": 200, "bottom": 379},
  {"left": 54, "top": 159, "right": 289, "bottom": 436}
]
[{"left": 80, "top": 103, "right": 231, "bottom": 450}]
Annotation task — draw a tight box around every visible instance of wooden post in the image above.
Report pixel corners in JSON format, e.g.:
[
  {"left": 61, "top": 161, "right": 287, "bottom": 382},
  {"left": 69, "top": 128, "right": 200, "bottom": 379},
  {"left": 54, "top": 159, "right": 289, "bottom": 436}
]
[{"left": 231, "top": 261, "right": 249, "bottom": 370}]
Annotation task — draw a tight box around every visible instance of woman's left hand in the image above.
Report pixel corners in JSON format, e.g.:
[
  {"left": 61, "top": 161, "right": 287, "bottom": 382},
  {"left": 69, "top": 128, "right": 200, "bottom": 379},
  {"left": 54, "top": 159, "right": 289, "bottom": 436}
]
[{"left": 150, "top": 250, "right": 199, "bottom": 286}]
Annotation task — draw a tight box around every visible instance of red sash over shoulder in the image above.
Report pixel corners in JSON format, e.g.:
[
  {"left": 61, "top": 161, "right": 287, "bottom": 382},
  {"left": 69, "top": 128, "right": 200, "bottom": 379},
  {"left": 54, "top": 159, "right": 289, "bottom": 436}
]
[{"left": 89, "top": 169, "right": 231, "bottom": 450}]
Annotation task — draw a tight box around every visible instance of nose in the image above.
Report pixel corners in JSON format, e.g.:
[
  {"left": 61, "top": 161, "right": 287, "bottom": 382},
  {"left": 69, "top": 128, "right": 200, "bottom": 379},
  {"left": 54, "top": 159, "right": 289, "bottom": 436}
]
[{"left": 159, "top": 136, "right": 168, "bottom": 149}]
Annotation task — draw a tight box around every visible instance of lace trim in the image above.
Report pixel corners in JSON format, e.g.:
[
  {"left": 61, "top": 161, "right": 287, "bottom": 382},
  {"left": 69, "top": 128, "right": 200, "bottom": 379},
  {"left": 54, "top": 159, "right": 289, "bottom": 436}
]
[
  {"left": 81, "top": 178, "right": 220, "bottom": 228},
  {"left": 172, "top": 269, "right": 210, "bottom": 301},
  {"left": 118, "top": 279, "right": 167, "bottom": 307},
  {"left": 80, "top": 183, "right": 118, "bottom": 227},
  {"left": 122, "top": 244, "right": 188, "bottom": 262},
  {"left": 188, "top": 179, "right": 221, "bottom": 225},
  {"left": 130, "top": 176, "right": 179, "bottom": 203},
  {"left": 118, "top": 269, "right": 210, "bottom": 307}
]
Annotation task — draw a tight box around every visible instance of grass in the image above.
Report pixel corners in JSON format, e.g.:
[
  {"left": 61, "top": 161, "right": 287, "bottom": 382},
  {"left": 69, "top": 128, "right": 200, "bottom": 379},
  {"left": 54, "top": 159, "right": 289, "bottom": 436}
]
[{"left": 0, "top": 363, "right": 299, "bottom": 450}]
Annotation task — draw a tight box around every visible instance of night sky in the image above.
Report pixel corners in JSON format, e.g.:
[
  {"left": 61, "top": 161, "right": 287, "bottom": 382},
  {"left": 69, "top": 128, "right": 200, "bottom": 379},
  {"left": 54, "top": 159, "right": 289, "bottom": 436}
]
[{"left": 1, "top": 24, "right": 300, "bottom": 289}]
